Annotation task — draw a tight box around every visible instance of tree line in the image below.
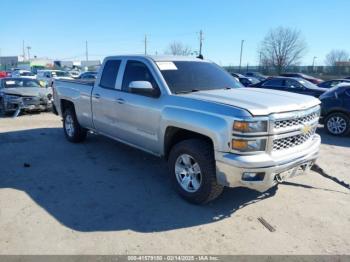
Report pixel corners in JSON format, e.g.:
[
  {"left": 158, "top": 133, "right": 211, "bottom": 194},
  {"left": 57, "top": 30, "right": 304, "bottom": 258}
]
[{"left": 164, "top": 27, "right": 349, "bottom": 74}]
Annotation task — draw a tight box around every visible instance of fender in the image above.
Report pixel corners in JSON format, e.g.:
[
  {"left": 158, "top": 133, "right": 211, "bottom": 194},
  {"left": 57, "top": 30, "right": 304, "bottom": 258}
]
[{"left": 160, "top": 106, "right": 231, "bottom": 155}]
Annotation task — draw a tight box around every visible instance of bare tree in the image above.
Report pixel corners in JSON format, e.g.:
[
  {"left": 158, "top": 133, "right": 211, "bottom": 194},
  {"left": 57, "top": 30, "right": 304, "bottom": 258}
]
[
  {"left": 325, "top": 49, "right": 349, "bottom": 66},
  {"left": 165, "top": 41, "right": 192, "bottom": 56},
  {"left": 259, "top": 27, "right": 307, "bottom": 74}
]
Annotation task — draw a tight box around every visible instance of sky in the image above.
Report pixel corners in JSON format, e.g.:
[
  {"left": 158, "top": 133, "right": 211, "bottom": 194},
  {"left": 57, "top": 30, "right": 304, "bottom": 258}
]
[{"left": 0, "top": 0, "right": 349, "bottom": 66}]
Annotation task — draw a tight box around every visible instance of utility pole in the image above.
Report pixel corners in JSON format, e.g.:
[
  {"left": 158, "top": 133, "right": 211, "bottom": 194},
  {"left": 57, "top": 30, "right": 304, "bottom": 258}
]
[
  {"left": 26, "top": 46, "right": 31, "bottom": 61},
  {"left": 239, "top": 40, "right": 244, "bottom": 73},
  {"left": 144, "top": 35, "right": 148, "bottom": 55},
  {"left": 259, "top": 51, "right": 262, "bottom": 71},
  {"left": 85, "top": 40, "right": 89, "bottom": 61},
  {"left": 312, "top": 56, "right": 317, "bottom": 72},
  {"left": 199, "top": 30, "right": 204, "bottom": 57},
  {"left": 22, "top": 40, "right": 26, "bottom": 61}
]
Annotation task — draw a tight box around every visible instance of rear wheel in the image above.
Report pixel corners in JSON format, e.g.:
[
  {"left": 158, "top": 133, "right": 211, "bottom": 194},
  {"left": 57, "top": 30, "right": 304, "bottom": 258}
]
[
  {"left": 325, "top": 112, "right": 350, "bottom": 136},
  {"left": 168, "top": 139, "right": 223, "bottom": 204},
  {"left": 63, "top": 107, "right": 87, "bottom": 142}
]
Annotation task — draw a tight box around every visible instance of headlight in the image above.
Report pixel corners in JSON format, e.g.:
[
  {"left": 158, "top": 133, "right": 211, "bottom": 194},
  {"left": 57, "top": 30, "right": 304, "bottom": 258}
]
[
  {"left": 233, "top": 120, "right": 268, "bottom": 133},
  {"left": 4, "top": 94, "right": 20, "bottom": 100},
  {"left": 232, "top": 138, "right": 266, "bottom": 152}
]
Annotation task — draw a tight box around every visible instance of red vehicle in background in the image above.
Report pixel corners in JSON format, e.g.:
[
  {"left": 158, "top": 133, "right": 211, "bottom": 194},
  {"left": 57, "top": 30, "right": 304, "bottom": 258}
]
[{"left": 0, "top": 71, "right": 8, "bottom": 78}]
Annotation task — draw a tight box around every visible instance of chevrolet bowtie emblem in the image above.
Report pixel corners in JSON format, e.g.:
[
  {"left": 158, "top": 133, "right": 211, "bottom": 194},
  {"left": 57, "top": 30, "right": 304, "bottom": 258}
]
[{"left": 301, "top": 124, "right": 312, "bottom": 135}]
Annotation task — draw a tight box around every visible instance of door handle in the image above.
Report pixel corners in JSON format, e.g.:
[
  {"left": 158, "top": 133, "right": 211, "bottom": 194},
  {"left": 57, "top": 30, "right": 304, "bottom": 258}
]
[
  {"left": 116, "top": 98, "right": 125, "bottom": 104},
  {"left": 94, "top": 93, "right": 101, "bottom": 99}
]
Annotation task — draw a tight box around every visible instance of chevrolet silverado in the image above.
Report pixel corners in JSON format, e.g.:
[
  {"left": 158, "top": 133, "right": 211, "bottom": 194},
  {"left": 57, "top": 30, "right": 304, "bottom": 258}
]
[{"left": 53, "top": 55, "right": 321, "bottom": 204}]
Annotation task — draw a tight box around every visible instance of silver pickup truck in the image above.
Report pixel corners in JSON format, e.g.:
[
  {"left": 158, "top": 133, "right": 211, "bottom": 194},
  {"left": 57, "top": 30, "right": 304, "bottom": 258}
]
[{"left": 53, "top": 55, "right": 321, "bottom": 204}]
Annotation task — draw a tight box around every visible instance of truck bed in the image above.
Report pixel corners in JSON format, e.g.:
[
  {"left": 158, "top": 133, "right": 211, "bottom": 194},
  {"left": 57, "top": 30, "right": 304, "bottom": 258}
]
[{"left": 56, "top": 79, "right": 95, "bottom": 86}]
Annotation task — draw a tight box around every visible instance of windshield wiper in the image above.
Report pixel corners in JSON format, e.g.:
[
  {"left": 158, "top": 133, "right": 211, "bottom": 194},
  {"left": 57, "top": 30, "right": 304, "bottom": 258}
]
[{"left": 175, "top": 89, "right": 200, "bottom": 94}]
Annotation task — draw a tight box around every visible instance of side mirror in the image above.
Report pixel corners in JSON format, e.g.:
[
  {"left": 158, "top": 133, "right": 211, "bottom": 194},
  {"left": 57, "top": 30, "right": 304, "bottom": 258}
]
[{"left": 129, "top": 81, "right": 156, "bottom": 96}]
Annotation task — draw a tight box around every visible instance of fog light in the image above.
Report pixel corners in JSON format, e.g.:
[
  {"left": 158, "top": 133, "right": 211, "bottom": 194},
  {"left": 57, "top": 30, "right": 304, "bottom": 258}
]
[{"left": 242, "top": 172, "right": 265, "bottom": 181}]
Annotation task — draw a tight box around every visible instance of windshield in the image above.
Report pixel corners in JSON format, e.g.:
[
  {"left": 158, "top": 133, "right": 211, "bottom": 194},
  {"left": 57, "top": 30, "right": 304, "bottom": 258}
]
[
  {"left": 52, "top": 71, "right": 70, "bottom": 77},
  {"left": 298, "top": 79, "right": 318, "bottom": 89},
  {"left": 158, "top": 61, "right": 243, "bottom": 94},
  {"left": 3, "top": 79, "right": 41, "bottom": 88}
]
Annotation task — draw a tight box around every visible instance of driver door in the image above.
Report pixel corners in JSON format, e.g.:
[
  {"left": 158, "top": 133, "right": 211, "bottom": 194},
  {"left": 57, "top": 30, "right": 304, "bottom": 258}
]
[{"left": 112, "top": 59, "right": 163, "bottom": 154}]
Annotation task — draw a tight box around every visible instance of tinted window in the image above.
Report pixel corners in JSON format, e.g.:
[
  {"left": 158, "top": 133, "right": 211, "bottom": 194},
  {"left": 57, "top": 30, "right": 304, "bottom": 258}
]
[
  {"left": 160, "top": 61, "right": 242, "bottom": 94},
  {"left": 100, "top": 60, "right": 121, "bottom": 89},
  {"left": 262, "top": 78, "right": 284, "bottom": 87},
  {"left": 286, "top": 79, "right": 303, "bottom": 89},
  {"left": 318, "top": 81, "right": 331, "bottom": 88},
  {"left": 239, "top": 78, "right": 250, "bottom": 86},
  {"left": 122, "top": 61, "right": 158, "bottom": 92},
  {"left": 20, "top": 72, "right": 35, "bottom": 76}
]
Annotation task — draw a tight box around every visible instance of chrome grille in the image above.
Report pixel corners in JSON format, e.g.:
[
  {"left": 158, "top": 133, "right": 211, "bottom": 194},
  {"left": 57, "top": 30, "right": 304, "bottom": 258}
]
[
  {"left": 274, "top": 111, "right": 319, "bottom": 129},
  {"left": 272, "top": 127, "right": 317, "bottom": 151}
]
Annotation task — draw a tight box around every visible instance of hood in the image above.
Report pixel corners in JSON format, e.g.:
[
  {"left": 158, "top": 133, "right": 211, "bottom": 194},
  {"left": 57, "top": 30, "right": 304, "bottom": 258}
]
[
  {"left": 178, "top": 88, "right": 320, "bottom": 116},
  {"left": 2, "top": 87, "right": 50, "bottom": 97}
]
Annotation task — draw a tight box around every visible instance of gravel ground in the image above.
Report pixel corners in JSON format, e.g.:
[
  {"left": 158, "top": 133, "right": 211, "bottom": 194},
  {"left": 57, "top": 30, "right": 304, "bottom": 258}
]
[{"left": 0, "top": 113, "right": 349, "bottom": 255}]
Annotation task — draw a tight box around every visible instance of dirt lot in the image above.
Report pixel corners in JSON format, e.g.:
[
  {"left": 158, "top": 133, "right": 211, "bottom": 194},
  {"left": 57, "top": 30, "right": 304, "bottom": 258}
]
[{"left": 0, "top": 113, "right": 349, "bottom": 255}]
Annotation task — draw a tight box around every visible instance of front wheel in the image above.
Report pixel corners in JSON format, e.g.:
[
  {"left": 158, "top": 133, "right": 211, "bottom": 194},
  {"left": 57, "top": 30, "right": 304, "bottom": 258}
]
[
  {"left": 168, "top": 139, "right": 223, "bottom": 204},
  {"left": 63, "top": 107, "right": 87, "bottom": 143},
  {"left": 325, "top": 112, "right": 350, "bottom": 136},
  {"left": 0, "top": 99, "right": 10, "bottom": 117}
]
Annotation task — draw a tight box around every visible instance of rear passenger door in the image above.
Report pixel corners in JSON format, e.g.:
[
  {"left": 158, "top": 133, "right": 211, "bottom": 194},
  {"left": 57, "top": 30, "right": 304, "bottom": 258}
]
[{"left": 91, "top": 59, "right": 122, "bottom": 137}]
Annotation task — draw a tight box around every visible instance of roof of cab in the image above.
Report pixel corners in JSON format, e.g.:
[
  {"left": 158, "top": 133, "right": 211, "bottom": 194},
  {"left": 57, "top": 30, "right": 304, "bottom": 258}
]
[{"left": 104, "top": 55, "right": 208, "bottom": 63}]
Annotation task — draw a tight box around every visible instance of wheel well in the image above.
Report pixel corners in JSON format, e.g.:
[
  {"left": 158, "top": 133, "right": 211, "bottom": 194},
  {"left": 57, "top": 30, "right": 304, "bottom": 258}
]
[
  {"left": 164, "top": 127, "right": 214, "bottom": 159},
  {"left": 60, "top": 99, "right": 75, "bottom": 115},
  {"left": 325, "top": 110, "right": 350, "bottom": 119}
]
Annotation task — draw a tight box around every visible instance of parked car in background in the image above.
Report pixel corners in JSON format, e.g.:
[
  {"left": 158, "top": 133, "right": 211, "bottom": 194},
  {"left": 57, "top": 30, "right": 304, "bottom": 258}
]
[
  {"left": 244, "top": 72, "right": 268, "bottom": 81},
  {"left": 230, "top": 73, "right": 259, "bottom": 87},
  {"left": 37, "top": 70, "right": 73, "bottom": 87},
  {"left": 280, "top": 73, "right": 323, "bottom": 85},
  {"left": 318, "top": 79, "right": 350, "bottom": 89},
  {"left": 53, "top": 55, "right": 321, "bottom": 204},
  {"left": 0, "top": 71, "right": 7, "bottom": 78},
  {"left": 251, "top": 77, "right": 326, "bottom": 97},
  {"left": 320, "top": 84, "right": 350, "bottom": 136},
  {"left": 0, "top": 78, "right": 53, "bottom": 115},
  {"left": 238, "top": 76, "right": 260, "bottom": 87},
  {"left": 10, "top": 70, "right": 36, "bottom": 79},
  {"left": 78, "top": 71, "right": 98, "bottom": 80},
  {"left": 68, "top": 70, "right": 81, "bottom": 78},
  {"left": 230, "top": 72, "right": 245, "bottom": 78}
]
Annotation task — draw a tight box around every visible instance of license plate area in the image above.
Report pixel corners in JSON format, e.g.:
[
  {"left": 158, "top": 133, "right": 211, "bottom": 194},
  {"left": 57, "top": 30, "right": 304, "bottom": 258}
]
[{"left": 276, "top": 161, "right": 313, "bottom": 182}]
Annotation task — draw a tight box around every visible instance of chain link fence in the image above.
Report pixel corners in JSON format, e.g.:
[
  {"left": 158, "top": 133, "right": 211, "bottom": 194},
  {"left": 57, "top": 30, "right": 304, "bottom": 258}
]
[{"left": 225, "top": 65, "right": 350, "bottom": 80}]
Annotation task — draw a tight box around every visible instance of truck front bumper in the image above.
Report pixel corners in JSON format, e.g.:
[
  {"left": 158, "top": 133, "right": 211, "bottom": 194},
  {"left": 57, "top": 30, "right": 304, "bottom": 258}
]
[{"left": 215, "top": 134, "right": 321, "bottom": 192}]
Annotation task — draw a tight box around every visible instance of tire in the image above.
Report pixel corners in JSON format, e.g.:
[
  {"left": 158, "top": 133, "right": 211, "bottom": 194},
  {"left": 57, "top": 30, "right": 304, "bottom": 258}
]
[
  {"left": 168, "top": 139, "right": 224, "bottom": 204},
  {"left": 63, "top": 107, "right": 87, "bottom": 143},
  {"left": 0, "top": 99, "right": 9, "bottom": 117},
  {"left": 325, "top": 112, "right": 350, "bottom": 136}
]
